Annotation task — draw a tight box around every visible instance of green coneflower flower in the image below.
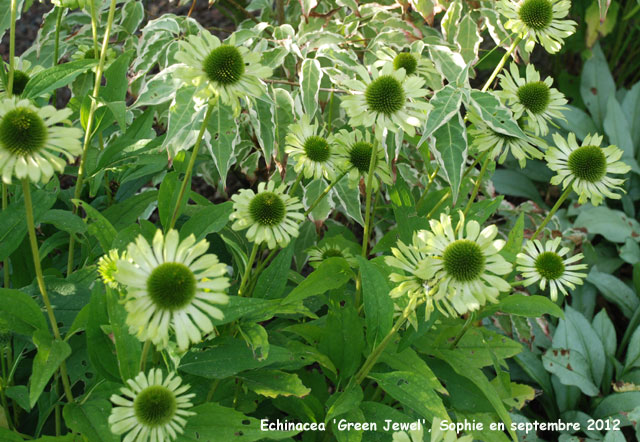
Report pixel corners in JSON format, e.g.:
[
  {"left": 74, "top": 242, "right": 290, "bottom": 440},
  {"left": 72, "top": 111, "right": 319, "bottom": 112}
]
[
  {"left": 498, "top": 63, "right": 567, "bottom": 136},
  {"left": 98, "top": 249, "right": 129, "bottom": 290},
  {"left": 230, "top": 181, "right": 305, "bottom": 249},
  {"left": 114, "top": 229, "right": 230, "bottom": 351},
  {"left": 285, "top": 116, "right": 337, "bottom": 180},
  {"left": 545, "top": 132, "right": 631, "bottom": 206},
  {"left": 516, "top": 237, "right": 587, "bottom": 301},
  {"left": 416, "top": 213, "right": 512, "bottom": 316},
  {"left": 175, "top": 31, "right": 272, "bottom": 112},
  {"left": 468, "top": 112, "right": 543, "bottom": 167},
  {"left": 498, "top": 0, "right": 577, "bottom": 53},
  {"left": 0, "top": 98, "right": 82, "bottom": 184},
  {"left": 0, "top": 58, "right": 42, "bottom": 96},
  {"left": 70, "top": 44, "right": 117, "bottom": 72},
  {"left": 332, "top": 128, "right": 392, "bottom": 190},
  {"left": 109, "top": 368, "right": 195, "bottom": 442},
  {"left": 372, "top": 42, "right": 442, "bottom": 90},
  {"left": 307, "top": 241, "right": 358, "bottom": 268},
  {"left": 340, "top": 63, "right": 430, "bottom": 137}
]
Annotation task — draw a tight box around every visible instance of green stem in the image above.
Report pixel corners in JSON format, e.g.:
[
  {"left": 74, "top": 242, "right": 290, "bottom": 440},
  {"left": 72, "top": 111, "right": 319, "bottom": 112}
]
[
  {"left": 416, "top": 165, "right": 440, "bottom": 209},
  {"left": 304, "top": 171, "right": 347, "bottom": 217},
  {"left": 139, "top": 340, "right": 151, "bottom": 372},
  {"left": 52, "top": 6, "right": 64, "bottom": 105},
  {"left": 449, "top": 312, "right": 476, "bottom": 349},
  {"left": 168, "top": 102, "right": 215, "bottom": 230},
  {"left": 67, "top": 0, "right": 118, "bottom": 276},
  {"left": 462, "top": 152, "right": 491, "bottom": 217},
  {"left": 22, "top": 180, "right": 74, "bottom": 403},
  {"left": 481, "top": 36, "right": 522, "bottom": 92},
  {"left": 89, "top": 0, "right": 100, "bottom": 57},
  {"left": 361, "top": 147, "right": 378, "bottom": 257},
  {"left": 288, "top": 173, "right": 304, "bottom": 196},
  {"left": 0, "top": 351, "right": 14, "bottom": 430},
  {"left": 2, "top": 184, "right": 8, "bottom": 288},
  {"left": 276, "top": 0, "right": 285, "bottom": 24},
  {"left": 531, "top": 181, "right": 574, "bottom": 240},
  {"left": 426, "top": 191, "right": 450, "bottom": 219},
  {"left": 6, "top": 0, "right": 17, "bottom": 95},
  {"left": 238, "top": 243, "right": 259, "bottom": 297}
]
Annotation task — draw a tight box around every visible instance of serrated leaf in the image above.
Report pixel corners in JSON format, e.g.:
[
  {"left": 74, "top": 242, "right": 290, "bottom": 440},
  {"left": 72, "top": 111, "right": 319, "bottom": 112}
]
[
  {"left": 22, "top": 60, "right": 97, "bottom": 99},
  {"left": 357, "top": 256, "right": 394, "bottom": 348},
  {"left": 418, "top": 84, "right": 462, "bottom": 147}
]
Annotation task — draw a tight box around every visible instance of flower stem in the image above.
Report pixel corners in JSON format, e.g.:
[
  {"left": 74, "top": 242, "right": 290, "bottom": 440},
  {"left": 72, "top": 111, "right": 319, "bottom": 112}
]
[
  {"left": 416, "top": 165, "right": 440, "bottom": 209},
  {"left": 462, "top": 151, "right": 491, "bottom": 217},
  {"left": 531, "top": 181, "right": 574, "bottom": 240},
  {"left": 21, "top": 180, "right": 74, "bottom": 404},
  {"left": 67, "top": 0, "right": 118, "bottom": 276},
  {"left": 304, "top": 170, "right": 347, "bottom": 217},
  {"left": 361, "top": 145, "right": 379, "bottom": 257},
  {"left": 449, "top": 312, "right": 476, "bottom": 349},
  {"left": 481, "top": 36, "right": 522, "bottom": 92},
  {"left": 139, "top": 340, "right": 151, "bottom": 372},
  {"left": 2, "top": 184, "right": 8, "bottom": 288},
  {"left": 168, "top": 102, "right": 215, "bottom": 230},
  {"left": 6, "top": 0, "right": 17, "bottom": 94},
  {"left": 238, "top": 243, "right": 259, "bottom": 297},
  {"left": 52, "top": 6, "right": 64, "bottom": 105},
  {"left": 288, "top": 173, "right": 304, "bottom": 196}
]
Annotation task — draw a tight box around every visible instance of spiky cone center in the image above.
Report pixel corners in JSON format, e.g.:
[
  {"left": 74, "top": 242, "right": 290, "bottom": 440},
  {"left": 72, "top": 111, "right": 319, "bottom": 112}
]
[
  {"left": 303, "top": 135, "right": 331, "bottom": 162},
  {"left": 365, "top": 75, "right": 405, "bottom": 115},
  {"left": 146, "top": 262, "right": 197, "bottom": 311},
  {"left": 518, "top": 0, "right": 553, "bottom": 30},
  {"left": 567, "top": 145, "right": 607, "bottom": 183},
  {"left": 443, "top": 239, "right": 485, "bottom": 282},
  {"left": 393, "top": 53, "right": 418, "bottom": 76},
  {"left": 202, "top": 44, "right": 245, "bottom": 85},
  {"left": 133, "top": 385, "right": 177, "bottom": 427},
  {"left": 11, "top": 70, "right": 30, "bottom": 95},
  {"left": 0, "top": 107, "right": 48, "bottom": 156},
  {"left": 249, "top": 191, "right": 286, "bottom": 226},
  {"left": 534, "top": 251, "right": 565, "bottom": 280},
  {"left": 517, "top": 81, "right": 550, "bottom": 114},
  {"left": 349, "top": 141, "right": 374, "bottom": 173},
  {"left": 322, "top": 248, "right": 344, "bottom": 259}
]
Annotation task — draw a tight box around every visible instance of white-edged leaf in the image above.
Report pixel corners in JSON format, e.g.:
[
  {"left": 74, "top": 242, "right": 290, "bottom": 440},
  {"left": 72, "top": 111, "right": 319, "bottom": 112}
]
[
  {"left": 205, "top": 101, "right": 239, "bottom": 185},
  {"left": 300, "top": 58, "right": 323, "bottom": 119},
  {"left": 455, "top": 14, "right": 482, "bottom": 64},
  {"left": 418, "top": 85, "right": 462, "bottom": 147},
  {"left": 431, "top": 112, "right": 467, "bottom": 203}
]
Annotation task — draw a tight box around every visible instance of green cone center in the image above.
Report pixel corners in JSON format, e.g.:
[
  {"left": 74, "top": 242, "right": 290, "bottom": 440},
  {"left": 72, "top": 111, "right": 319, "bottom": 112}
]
[
  {"left": 322, "top": 248, "right": 343, "bottom": 259},
  {"left": 534, "top": 251, "right": 565, "bottom": 280},
  {"left": 250, "top": 191, "right": 286, "bottom": 226},
  {"left": 393, "top": 53, "right": 418, "bottom": 76},
  {"left": 303, "top": 135, "right": 331, "bottom": 163},
  {"left": 349, "top": 141, "right": 374, "bottom": 173},
  {"left": 134, "top": 385, "right": 177, "bottom": 427},
  {"left": 567, "top": 145, "right": 607, "bottom": 183},
  {"left": 147, "top": 262, "right": 197, "bottom": 311},
  {"left": 443, "top": 239, "right": 485, "bottom": 282},
  {"left": 518, "top": 0, "right": 553, "bottom": 30},
  {"left": 0, "top": 107, "right": 48, "bottom": 156},
  {"left": 203, "top": 45, "right": 245, "bottom": 85},
  {"left": 517, "top": 81, "right": 550, "bottom": 114},
  {"left": 365, "top": 75, "right": 405, "bottom": 115},
  {"left": 11, "top": 70, "right": 30, "bottom": 95}
]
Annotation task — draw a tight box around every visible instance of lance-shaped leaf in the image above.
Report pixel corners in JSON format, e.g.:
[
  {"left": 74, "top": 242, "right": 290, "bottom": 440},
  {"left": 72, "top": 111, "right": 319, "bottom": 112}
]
[
  {"left": 206, "top": 101, "right": 239, "bottom": 186},
  {"left": 418, "top": 84, "right": 462, "bottom": 148},
  {"left": 300, "top": 58, "right": 323, "bottom": 119},
  {"left": 431, "top": 112, "right": 467, "bottom": 203},
  {"left": 456, "top": 14, "right": 482, "bottom": 64},
  {"left": 161, "top": 86, "right": 206, "bottom": 157},
  {"left": 542, "top": 348, "right": 599, "bottom": 396},
  {"left": 466, "top": 90, "right": 528, "bottom": 138}
]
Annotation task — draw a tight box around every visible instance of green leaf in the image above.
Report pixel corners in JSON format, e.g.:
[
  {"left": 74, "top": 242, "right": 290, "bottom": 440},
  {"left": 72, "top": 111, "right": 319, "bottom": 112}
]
[
  {"left": 304, "top": 179, "right": 332, "bottom": 221},
  {"left": 326, "top": 383, "right": 363, "bottom": 422},
  {"left": 368, "top": 371, "right": 448, "bottom": 421},
  {"left": 282, "top": 257, "right": 353, "bottom": 305},
  {"left": 238, "top": 322, "right": 270, "bottom": 361},
  {"left": 622, "top": 81, "right": 640, "bottom": 147},
  {"left": 431, "top": 112, "right": 467, "bottom": 203},
  {"left": 206, "top": 101, "right": 239, "bottom": 185},
  {"left": 574, "top": 205, "right": 640, "bottom": 243},
  {"left": 486, "top": 294, "right": 564, "bottom": 319},
  {"left": 102, "top": 190, "right": 158, "bottom": 230},
  {"left": 455, "top": 14, "right": 482, "bottom": 64},
  {"left": 181, "top": 402, "right": 299, "bottom": 441},
  {"left": 162, "top": 86, "right": 205, "bottom": 157},
  {"left": 500, "top": 212, "right": 524, "bottom": 262},
  {"left": 492, "top": 169, "right": 545, "bottom": 207},
  {"left": 603, "top": 95, "right": 638, "bottom": 171},
  {"left": 380, "top": 347, "right": 447, "bottom": 394},
  {"left": 22, "top": 60, "right": 97, "bottom": 99},
  {"left": 40, "top": 210, "right": 87, "bottom": 235},
  {"left": 593, "top": 392, "right": 640, "bottom": 420},
  {"left": 63, "top": 400, "right": 118, "bottom": 442},
  {"left": 586, "top": 267, "right": 639, "bottom": 317},
  {"left": 179, "top": 202, "right": 233, "bottom": 241},
  {"left": 417, "top": 84, "right": 462, "bottom": 148},
  {"left": 254, "top": 241, "right": 295, "bottom": 299},
  {"left": 319, "top": 301, "right": 365, "bottom": 380},
  {"left": 273, "top": 87, "right": 295, "bottom": 161},
  {"left": 105, "top": 287, "right": 141, "bottom": 381},
  {"left": 30, "top": 330, "right": 72, "bottom": 408},
  {"left": 580, "top": 43, "right": 615, "bottom": 129},
  {"left": 334, "top": 178, "right": 364, "bottom": 226},
  {"left": 542, "top": 348, "right": 599, "bottom": 396},
  {"left": 73, "top": 200, "right": 117, "bottom": 252},
  {"left": 441, "top": 0, "right": 462, "bottom": 42},
  {"left": 251, "top": 95, "right": 276, "bottom": 161},
  {"left": 238, "top": 369, "right": 311, "bottom": 398},
  {"left": 428, "top": 45, "right": 467, "bottom": 85},
  {"left": 0, "top": 288, "right": 48, "bottom": 335},
  {"left": 357, "top": 256, "right": 393, "bottom": 348},
  {"left": 158, "top": 171, "right": 186, "bottom": 229},
  {"left": 467, "top": 90, "right": 528, "bottom": 139},
  {"left": 300, "top": 58, "right": 323, "bottom": 119},
  {"left": 624, "top": 326, "right": 640, "bottom": 372},
  {"left": 85, "top": 286, "right": 120, "bottom": 383}
]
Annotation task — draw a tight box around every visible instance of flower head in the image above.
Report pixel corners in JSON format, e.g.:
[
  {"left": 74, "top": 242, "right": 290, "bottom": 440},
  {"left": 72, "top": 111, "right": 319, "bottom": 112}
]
[
  {"left": 333, "top": 128, "right": 392, "bottom": 190},
  {"left": 372, "top": 43, "right": 442, "bottom": 90},
  {"left": 468, "top": 112, "right": 543, "bottom": 167},
  {"left": 114, "top": 229, "right": 229, "bottom": 351},
  {"left": 285, "top": 116, "right": 337, "bottom": 180},
  {"left": 516, "top": 237, "right": 587, "bottom": 300},
  {"left": 417, "top": 213, "right": 512, "bottom": 316},
  {"left": 175, "top": 31, "right": 272, "bottom": 111},
  {"left": 1, "top": 58, "right": 42, "bottom": 97},
  {"left": 70, "top": 44, "right": 117, "bottom": 72},
  {"left": 109, "top": 368, "right": 195, "bottom": 442},
  {"left": 308, "top": 241, "right": 358, "bottom": 268},
  {"left": 98, "top": 249, "right": 130, "bottom": 289},
  {"left": 0, "top": 98, "right": 83, "bottom": 184},
  {"left": 545, "top": 132, "right": 631, "bottom": 205},
  {"left": 230, "top": 181, "right": 305, "bottom": 249},
  {"left": 340, "top": 63, "right": 430, "bottom": 136},
  {"left": 498, "top": 0, "right": 577, "bottom": 53},
  {"left": 498, "top": 63, "right": 566, "bottom": 136}
]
